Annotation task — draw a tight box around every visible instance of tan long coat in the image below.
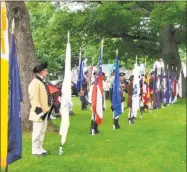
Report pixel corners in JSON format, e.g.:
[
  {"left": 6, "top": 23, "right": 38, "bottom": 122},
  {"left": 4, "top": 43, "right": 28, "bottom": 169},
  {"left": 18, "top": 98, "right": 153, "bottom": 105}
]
[{"left": 28, "top": 78, "right": 51, "bottom": 122}]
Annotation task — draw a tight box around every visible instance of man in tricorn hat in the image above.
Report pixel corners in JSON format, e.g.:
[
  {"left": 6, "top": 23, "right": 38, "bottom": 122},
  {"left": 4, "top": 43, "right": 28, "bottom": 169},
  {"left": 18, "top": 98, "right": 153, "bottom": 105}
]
[
  {"left": 28, "top": 62, "right": 52, "bottom": 157},
  {"left": 110, "top": 71, "right": 125, "bottom": 129}
]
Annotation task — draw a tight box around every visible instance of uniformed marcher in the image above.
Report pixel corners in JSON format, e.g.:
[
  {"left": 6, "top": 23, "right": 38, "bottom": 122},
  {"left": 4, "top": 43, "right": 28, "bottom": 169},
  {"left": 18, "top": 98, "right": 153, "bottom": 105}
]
[
  {"left": 119, "top": 72, "right": 126, "bottom": 113},
  {"left": 110, "top": 71, "right": 124, "bottom": 129},
  {"left": 127, "top": 75, "right": 135, "bottom": 124},
  {"left": 149, "top": 71, "right": 155, "bottom": 110},
  {"left": 28, "top": 62, "right": 52, "bottom": 157},
  {"left": 88, "top": 71, "right": 100, "bottom": 135},
  {"left": 80, "top": 70, "right": 89, "bottom": 110}
]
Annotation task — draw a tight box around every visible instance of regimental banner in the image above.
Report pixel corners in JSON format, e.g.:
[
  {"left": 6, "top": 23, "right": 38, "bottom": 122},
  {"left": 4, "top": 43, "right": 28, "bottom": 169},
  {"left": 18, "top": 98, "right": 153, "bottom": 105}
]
[{"left": 1, "top": 1, "right": 9, "bottom": 168}]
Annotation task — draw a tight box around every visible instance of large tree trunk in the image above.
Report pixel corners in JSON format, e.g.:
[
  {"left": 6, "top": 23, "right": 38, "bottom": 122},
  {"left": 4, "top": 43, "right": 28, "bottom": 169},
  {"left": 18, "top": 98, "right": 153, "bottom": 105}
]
[
  {"left": 160, "top": 24, "right": 186, "bottom": 97},
  {"left": 6, "top": 2, "right": 37, "bottom": 130}
]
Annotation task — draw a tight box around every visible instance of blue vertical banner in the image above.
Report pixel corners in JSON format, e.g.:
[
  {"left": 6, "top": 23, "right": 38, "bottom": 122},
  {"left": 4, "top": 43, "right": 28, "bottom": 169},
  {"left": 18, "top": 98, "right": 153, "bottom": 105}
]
[
  {"left": 7, "top": 34, "right": 22, "bottom": 164},
  {"left": 112, "top": 51, "right": 122, "bottom": 117}
]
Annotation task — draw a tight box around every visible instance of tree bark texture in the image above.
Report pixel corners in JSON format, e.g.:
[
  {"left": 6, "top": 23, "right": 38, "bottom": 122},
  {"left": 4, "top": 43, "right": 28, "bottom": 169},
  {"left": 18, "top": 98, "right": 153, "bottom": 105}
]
[
  {"left": 160, "top": 24, "right": 186, "bottom": 97},
  {"left": 6, "top": 2, "right": 37, "bottom": 130}
]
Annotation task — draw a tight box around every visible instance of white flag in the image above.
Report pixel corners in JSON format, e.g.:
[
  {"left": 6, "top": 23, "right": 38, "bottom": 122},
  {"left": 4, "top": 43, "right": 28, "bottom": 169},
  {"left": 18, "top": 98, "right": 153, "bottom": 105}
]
[
  {"left": 132, "top": 63, "right": 140, "bottom": 117},
  {"left": 178, "top": 69, "right": 182, "bottom": 98},
  {"left": 59, "top": 31, "right": 72, "bottom": 145}
]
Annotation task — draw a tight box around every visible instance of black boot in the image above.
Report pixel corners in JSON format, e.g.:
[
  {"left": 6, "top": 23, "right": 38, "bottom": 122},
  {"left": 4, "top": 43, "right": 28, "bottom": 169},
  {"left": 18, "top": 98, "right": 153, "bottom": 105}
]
[
  {"left": 132, "top": 116, "right": 137, "bottom": 120},
  {"left": 94, "top": 122, "right": 100, "bottom": 134},
  {"left": 69, "top": 111, "right": 75, "bottom": 116},
  {"left": 89, "top": 120, "right": 94, "bottom": 134},
  {"left": 128, "top": 118, "right": 135, "bottom": 124},
  {"left": 115, "top": 119, "right": 121, "bottom": 129},
  {"left": 113, "top": 118, "right": 116, "bottom": 129}
]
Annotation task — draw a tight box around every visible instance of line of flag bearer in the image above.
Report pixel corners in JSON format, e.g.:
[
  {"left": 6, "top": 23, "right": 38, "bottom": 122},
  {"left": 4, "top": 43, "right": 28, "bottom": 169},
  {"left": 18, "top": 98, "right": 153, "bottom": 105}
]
[
  {"left": 1, "top": 2, "right": 183, "bottom": 170},
  {"left": 76, "top": 41, "right": 183, "bottom": 136}
]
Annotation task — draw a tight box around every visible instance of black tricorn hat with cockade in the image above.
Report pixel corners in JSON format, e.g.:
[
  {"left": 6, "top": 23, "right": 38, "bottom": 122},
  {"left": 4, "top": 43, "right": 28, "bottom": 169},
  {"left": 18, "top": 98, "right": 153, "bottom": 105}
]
[
  {"left": 33, "top": 62, "right": 48, "bottom": 73},
  {"left": 119, "top": 72, "right": 126, "bottom": 76}
]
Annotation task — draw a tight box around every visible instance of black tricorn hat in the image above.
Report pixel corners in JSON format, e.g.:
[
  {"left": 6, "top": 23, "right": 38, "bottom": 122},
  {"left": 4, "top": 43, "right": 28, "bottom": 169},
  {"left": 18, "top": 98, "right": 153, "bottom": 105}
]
[
  {"left": 119, "top": 72, "right": 126, "bottom": 76},
  {"left": 93, "top": 71, "right": 97, "bottom": 75},
  {"left": 33, "top": 62, "right": 48, "bottom": 73}
]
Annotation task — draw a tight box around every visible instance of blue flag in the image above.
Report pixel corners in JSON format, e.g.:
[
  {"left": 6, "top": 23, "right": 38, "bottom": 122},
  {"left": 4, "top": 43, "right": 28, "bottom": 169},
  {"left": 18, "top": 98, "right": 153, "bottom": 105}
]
[
  {"left": 76, "top": 60, "right": 84, "bottom": 91},
  {"left": 112, "top": 56, "right": 121, "bottom": 117},
  {"left": 7, "top": 35, "right": 22, "bottom": 164}
]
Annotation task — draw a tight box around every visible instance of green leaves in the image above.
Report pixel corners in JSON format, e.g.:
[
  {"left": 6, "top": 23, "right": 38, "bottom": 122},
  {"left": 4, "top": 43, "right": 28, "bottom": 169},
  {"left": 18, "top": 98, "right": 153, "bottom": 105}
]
[{"left": 26, "top": 1, "right": 186, "bottom": 75}]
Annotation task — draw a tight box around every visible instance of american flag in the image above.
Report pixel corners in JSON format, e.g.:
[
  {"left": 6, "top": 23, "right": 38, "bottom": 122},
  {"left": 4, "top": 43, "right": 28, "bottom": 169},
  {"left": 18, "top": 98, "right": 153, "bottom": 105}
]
[{"left": 91, "top": 41, "right": 103, "bottom": 125}]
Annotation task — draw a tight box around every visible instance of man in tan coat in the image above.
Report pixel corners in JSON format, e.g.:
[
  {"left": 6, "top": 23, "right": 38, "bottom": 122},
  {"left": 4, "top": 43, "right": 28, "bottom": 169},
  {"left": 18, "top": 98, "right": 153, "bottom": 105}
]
[{"left": 28, "top": 62, "right": 52, "bottom": 157}]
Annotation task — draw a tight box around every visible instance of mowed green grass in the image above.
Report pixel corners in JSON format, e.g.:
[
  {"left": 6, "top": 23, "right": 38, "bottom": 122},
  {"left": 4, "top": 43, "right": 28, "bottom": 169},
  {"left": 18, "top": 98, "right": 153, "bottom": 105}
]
[{"left": 4, "top": 97, "right": 186, "bottom": 172}]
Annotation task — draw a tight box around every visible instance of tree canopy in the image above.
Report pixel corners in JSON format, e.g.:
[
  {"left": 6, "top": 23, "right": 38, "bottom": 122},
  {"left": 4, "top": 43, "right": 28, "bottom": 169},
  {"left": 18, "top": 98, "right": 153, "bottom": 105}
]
[{"left": 26, "top": 1, "right": 186, "bottom": 77}]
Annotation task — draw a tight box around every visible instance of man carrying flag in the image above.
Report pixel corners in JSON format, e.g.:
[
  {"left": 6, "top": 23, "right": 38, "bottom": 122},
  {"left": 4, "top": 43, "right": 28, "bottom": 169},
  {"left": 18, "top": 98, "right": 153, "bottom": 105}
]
[
  {"left": 131, "top": 56, "right": 140, "bottom": 119},
  {"left": 76, "top": 58, "right": 85, "bottom": 109},
  {"left": 90, "top": 40, "right": 104, "bottom": 135},
  {"left": 111, "top": 49, "right": 122, "bottom": 129},
  {"left": 76, "top": 48, "right": 87, "bottom": 110},
  {"left": 59, "top": 31, "right": 72, "bottom": 154}
]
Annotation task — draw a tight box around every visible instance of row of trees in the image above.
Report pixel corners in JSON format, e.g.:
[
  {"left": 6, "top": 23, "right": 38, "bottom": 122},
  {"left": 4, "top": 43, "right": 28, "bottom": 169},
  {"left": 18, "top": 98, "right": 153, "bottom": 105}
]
[
  {"left": 26, "top": 2, "right": 186, "bottom": 73},
  {"left": 5, "top": 1, "right": 186, "bottom": 130}
]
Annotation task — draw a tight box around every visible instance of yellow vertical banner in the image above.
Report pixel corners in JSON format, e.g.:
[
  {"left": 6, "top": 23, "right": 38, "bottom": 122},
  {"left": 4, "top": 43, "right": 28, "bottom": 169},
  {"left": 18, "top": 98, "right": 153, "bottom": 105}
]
[{"left": 1, "top": 1, "right": 9, "bottom": 168}]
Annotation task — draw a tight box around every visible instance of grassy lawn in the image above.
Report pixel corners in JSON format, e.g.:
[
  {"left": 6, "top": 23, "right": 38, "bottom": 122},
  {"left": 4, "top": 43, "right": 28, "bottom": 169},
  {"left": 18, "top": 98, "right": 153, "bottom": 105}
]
[{"left": 4, "top": 97, "right": 186, "bottom": 172}]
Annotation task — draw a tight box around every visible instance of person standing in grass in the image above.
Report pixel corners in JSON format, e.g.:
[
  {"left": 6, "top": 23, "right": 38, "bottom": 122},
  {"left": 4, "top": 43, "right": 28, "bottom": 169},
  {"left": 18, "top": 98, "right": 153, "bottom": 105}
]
[
  {"left": 110, "top": 70, "right": 122, "bottom": 129},
  {"left": 28, "top": 62, "right": 52, "bottom": 157},
  {"left": 80, "top": 70, "right": 89, "bottom": 111},
  {"left": 149, "top": 71, "right": 155, "bottom": 109},
  {"left": 119, "top": 72, "right": 126, "bottom": 113},
  {"left": 127, "top": 75, "right": 135, "bottom": 124}
]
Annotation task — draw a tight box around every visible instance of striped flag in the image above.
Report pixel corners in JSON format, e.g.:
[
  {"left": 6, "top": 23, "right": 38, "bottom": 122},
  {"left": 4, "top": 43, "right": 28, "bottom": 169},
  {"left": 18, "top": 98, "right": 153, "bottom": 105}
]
[
  {"left": 92, "top": 41, "right": 103, "bottom": 125},
  {"left": 59, "top": 31, "right": 72, "bottom": 146},
  {"left": 1, "top": 2, "right": 9, "bottom": 168}
]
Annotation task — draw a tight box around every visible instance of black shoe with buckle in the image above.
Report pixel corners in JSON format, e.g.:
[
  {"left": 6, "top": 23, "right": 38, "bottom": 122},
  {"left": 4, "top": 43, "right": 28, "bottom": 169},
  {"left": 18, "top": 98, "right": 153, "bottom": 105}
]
[{"left": 42, "top": 152, "right": 48, "bottom": 156}]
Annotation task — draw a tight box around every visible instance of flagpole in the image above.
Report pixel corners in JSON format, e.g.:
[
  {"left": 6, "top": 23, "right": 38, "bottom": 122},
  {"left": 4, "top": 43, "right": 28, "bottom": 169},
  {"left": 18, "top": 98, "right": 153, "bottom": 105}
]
[
  {"left": 113, "top": 49, "right": 118, "bottom": 129},
  {"left": 5, "top": 165, "right": 8, "bottom": 172},
  {"left": 79, "top": 47, "right": 82, "bottom": 91}
]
